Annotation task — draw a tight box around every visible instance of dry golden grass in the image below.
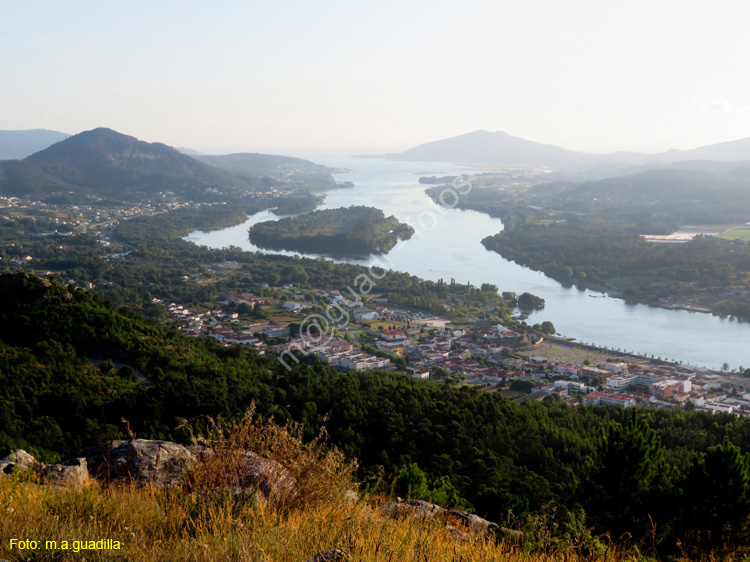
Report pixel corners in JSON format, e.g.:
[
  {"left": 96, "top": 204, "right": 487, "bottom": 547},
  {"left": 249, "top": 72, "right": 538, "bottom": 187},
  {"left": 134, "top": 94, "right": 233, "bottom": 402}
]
[
  {"left": 178, "top": 409, "right": 359, "bottom": 528},
  {"left": 0, "top": 477, "right": 633, "bottom": 562},
  {"left": 0, "top": 414, "right": 742, "bottom": 562}
]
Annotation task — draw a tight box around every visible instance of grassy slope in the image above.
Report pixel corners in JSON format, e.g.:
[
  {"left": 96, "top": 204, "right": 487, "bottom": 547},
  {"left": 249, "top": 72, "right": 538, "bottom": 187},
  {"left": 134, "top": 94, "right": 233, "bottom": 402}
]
[
  {"left": 0, "top": 412, "right": 614, "bottom": 562},
  {"left": 0, "top": 412, "right": 721, "bottom": 562},
  {"left": 0, "top": 480, "right": 529, "bottom": 562}
]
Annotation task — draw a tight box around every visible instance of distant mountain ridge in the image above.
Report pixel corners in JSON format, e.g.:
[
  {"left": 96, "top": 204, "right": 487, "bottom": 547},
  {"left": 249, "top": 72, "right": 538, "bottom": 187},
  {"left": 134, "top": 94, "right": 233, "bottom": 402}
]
[
  {"left": 376, "top": 130, "right": 592, "bottom": 168},
  {"left": 196, "top": 152, "right": 331, "bottom": 178},
  {"left": 0, "top": 129, "right": 70, "bottom": 159},
  {"left": 371, "top": 130, "right": 750, "bottom": 170},
  {"left": 195, "top": 153, "right": 343, "bottom": 191},
  {"left": 0, "top": 128, "right": 268, "bottom": 201}
]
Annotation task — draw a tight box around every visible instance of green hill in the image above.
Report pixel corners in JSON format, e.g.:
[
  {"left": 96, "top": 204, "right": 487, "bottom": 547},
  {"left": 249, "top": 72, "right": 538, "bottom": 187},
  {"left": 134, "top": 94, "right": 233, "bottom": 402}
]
[
  {"left": 0, "top": 128, "right": 273, "bottom": 201},
  {"left": 0, "top": 272, "right": 275, "bottom": 457},
  {"left": 196, "top": 152, "right": 346, "bottom": 191}
]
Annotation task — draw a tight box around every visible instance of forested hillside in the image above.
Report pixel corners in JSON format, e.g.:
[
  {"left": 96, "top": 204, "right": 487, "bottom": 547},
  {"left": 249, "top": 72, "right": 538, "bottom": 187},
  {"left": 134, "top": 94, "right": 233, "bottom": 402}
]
[
  {"left": 0, "top": 128, "right": 274, "bottom": 202},
  {"left": 2, "top": 272, "right": 750, "bottom": 554}
]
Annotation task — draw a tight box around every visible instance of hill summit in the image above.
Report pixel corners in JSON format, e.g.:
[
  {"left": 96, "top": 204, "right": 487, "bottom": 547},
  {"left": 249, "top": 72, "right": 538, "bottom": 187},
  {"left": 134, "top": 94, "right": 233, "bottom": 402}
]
[
  {"left": 372, "top": 129, "right": 750, "bottom": 170},
  {"left": 378, "top": 130, "right": 591, "bottom": 168},
  {"left": 0, "top": 128, "right": 265, "bottom": 201}
]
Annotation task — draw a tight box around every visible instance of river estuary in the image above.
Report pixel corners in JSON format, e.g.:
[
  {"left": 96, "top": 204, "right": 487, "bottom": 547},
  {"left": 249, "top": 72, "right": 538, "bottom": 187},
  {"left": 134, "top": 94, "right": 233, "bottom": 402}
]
[{"left": 184, "top": 158, "right": 750, "bottom": 371}]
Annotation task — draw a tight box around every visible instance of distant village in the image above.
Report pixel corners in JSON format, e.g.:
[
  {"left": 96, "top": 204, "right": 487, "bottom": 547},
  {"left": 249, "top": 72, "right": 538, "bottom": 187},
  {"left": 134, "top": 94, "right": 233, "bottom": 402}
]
[{"left": 164, "top": 279, "right": 750, "bottom": 417}]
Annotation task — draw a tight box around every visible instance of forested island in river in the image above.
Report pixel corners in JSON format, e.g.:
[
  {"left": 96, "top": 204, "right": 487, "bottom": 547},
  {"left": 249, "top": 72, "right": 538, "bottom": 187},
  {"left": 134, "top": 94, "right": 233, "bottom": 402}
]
[{"left": 248, "top": 205, "right": 415, "bottom": 256}]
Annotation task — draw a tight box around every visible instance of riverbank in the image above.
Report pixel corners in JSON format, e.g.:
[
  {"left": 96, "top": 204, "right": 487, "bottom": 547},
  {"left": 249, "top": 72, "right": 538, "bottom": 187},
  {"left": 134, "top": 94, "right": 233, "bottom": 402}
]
[
  {"left": 482, "top": 229, "right": 750, "bottom": 325},
  {"left": 183, "top": 157, "right": 750, "bottom": 371}
]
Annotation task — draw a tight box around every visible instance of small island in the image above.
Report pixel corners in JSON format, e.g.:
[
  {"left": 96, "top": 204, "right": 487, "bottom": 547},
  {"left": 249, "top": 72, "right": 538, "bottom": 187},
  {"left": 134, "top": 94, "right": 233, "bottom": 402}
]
[{"left": 249, "top": 205, "right": 415, "bottom": 257}]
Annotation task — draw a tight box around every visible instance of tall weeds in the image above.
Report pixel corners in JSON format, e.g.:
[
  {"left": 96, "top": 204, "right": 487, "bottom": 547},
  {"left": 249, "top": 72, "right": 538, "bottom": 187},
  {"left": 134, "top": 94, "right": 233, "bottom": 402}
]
[{"left": 181, "top": 407, "right": 357, "bottom": 515}]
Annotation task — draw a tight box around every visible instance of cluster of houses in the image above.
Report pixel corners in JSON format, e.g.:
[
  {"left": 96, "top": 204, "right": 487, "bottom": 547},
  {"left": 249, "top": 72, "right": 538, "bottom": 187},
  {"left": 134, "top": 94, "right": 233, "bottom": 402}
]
[
  {"left": 512, "top": 356, "right": 750, "bottom": 415},
  {"left": 273, "top": 337, "right": 393, "bottom": 371},
  {"left": 162, "top": 287, "right": 750, "bottom": 416},
  {"left": 164, "top": 294, "right": 283, "bottom": 345},
  {"left": 0, "top": 196, "right": 21, "bottom": 209},
  {"left": 169, "top": 289, "right": 395, "bottom": 370},
  {"left": 402, "top": 325, "right": 538, "bottom": 382}
]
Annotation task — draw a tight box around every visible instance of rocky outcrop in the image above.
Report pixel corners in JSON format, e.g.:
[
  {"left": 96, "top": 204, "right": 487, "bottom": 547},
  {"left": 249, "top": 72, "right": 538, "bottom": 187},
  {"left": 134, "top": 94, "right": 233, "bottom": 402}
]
[
  {"left": 0, "top": 449, "right": 41, "bottom": 474},
  {"left": 238, "top": 451, "right": 295, "bottom": 503},
  {"left": 1, "top": 439, "right": 318, "bottom": 509},
  {"left": 42, "top": 457, "right": 89, "bottom": 486},
  {"left": 62, "top": 440, "right": 297, "bottom": 504},
  {"left": 380, "top": 499, "right": 503, "bottom": 537},
  {"left": 0, "top": 450, "right": 90, "bottom": 486},
  {"left": 446, "top": 508, "right": 500, "bottom": 535},
  {"left": 70, "top": 439, "right": 195, "bottom": 487}
]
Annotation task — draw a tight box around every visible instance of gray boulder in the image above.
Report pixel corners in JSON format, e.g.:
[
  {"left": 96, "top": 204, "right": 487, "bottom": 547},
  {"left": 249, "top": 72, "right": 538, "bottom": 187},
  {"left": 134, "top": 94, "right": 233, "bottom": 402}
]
[
  {"left": 381, "top": 499, "right": 501, "bottom": 536},
  {"left": 0, "top": 450, "right": 90, "bottom": 487},
  {"left": 43, "top": 458, "right": 90, "bottom": 486},
  {"left": 0, "top": 449, "right": 40, "bottom": 475},
  {"left": 70, "top": 439, "right": 195, "bottom": 487},
  {"left": 343, "top": 489, "right": 359, "bottom": 503},
  {"left": 68, "top": 440, "right": 297, "bottom": 502},
  {"left": 239, "top": 451, "right": 296, "bottom": 503},
  {"left": 447, "top": 509, "right": 500, "bottom": 534}
]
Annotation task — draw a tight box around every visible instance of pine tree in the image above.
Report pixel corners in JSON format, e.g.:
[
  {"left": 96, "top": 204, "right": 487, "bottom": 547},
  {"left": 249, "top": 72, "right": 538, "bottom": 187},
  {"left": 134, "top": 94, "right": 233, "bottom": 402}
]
[
  {"left": 586, "top": 409, "right": 668, "bottom": 540},
  {"left": 682, "top": 437, "right": 750, "bottom": 548}
]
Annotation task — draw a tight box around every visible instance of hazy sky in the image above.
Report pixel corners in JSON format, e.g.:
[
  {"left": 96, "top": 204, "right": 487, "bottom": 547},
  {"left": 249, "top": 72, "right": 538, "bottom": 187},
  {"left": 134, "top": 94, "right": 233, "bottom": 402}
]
[{"left": 3, "top": 0, "right": 750, "bottom": 156}]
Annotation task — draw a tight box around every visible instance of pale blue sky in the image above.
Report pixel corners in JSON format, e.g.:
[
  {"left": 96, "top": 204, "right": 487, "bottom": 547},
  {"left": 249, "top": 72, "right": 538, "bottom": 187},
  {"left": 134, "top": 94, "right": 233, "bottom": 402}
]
[{"left": 2, "top": 0, "right": 750, "bottom": 156}]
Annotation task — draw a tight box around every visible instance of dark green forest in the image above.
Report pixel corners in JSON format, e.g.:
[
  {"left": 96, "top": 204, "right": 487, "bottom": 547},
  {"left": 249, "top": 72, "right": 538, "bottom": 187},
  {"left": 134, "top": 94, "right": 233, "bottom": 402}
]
[
  {"left": 482, "top": 219, "right": 750, "bottom": 320},
  {"left": 249, "top": 205, "right": 415, "bottom": 256},
  {"left": 1, "top": 272, "right": 750, "bottom": 555}
]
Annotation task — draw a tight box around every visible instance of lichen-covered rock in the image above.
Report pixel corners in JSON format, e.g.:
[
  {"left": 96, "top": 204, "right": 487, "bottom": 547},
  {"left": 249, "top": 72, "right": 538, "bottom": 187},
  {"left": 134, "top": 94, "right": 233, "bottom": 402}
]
[
  {"left": 1, "top": 450, "right": 91, "bottom": 487},
  {"left": 0, "top": 449, "right": 41, "bottom": 475},
  {"left": 239, "top": 451, "right": 296, "bottom": 502},
  {"left": 380, "top": 499, "right": 502, "bottom": 537},
  {"left": 446, "top": 509, "right": 500, "bottom": 534},
  {"left": 405, "top": 498, "right": 446, "bottom": 517},
  {"left": 43, "top": 458, "right": 90, "bottom": 486},
  {"left": 67, "top": 440, "right": 298, "bottom": 502},
  {"left": 69, "top": 439, "right": 196, "bottom": 487}
]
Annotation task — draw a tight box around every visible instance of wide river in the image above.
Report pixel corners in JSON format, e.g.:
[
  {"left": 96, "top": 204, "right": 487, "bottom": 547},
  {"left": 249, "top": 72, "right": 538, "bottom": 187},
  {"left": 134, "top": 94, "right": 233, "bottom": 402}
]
[{"left": 185, "top": 158, "right": 750, "bottom": 371}]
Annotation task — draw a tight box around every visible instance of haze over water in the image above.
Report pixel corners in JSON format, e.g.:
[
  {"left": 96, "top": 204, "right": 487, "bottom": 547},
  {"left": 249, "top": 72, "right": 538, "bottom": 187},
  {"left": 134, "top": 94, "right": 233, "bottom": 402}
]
[{"left": 184, "top": 158, "right": 750, "bottom": 371}]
